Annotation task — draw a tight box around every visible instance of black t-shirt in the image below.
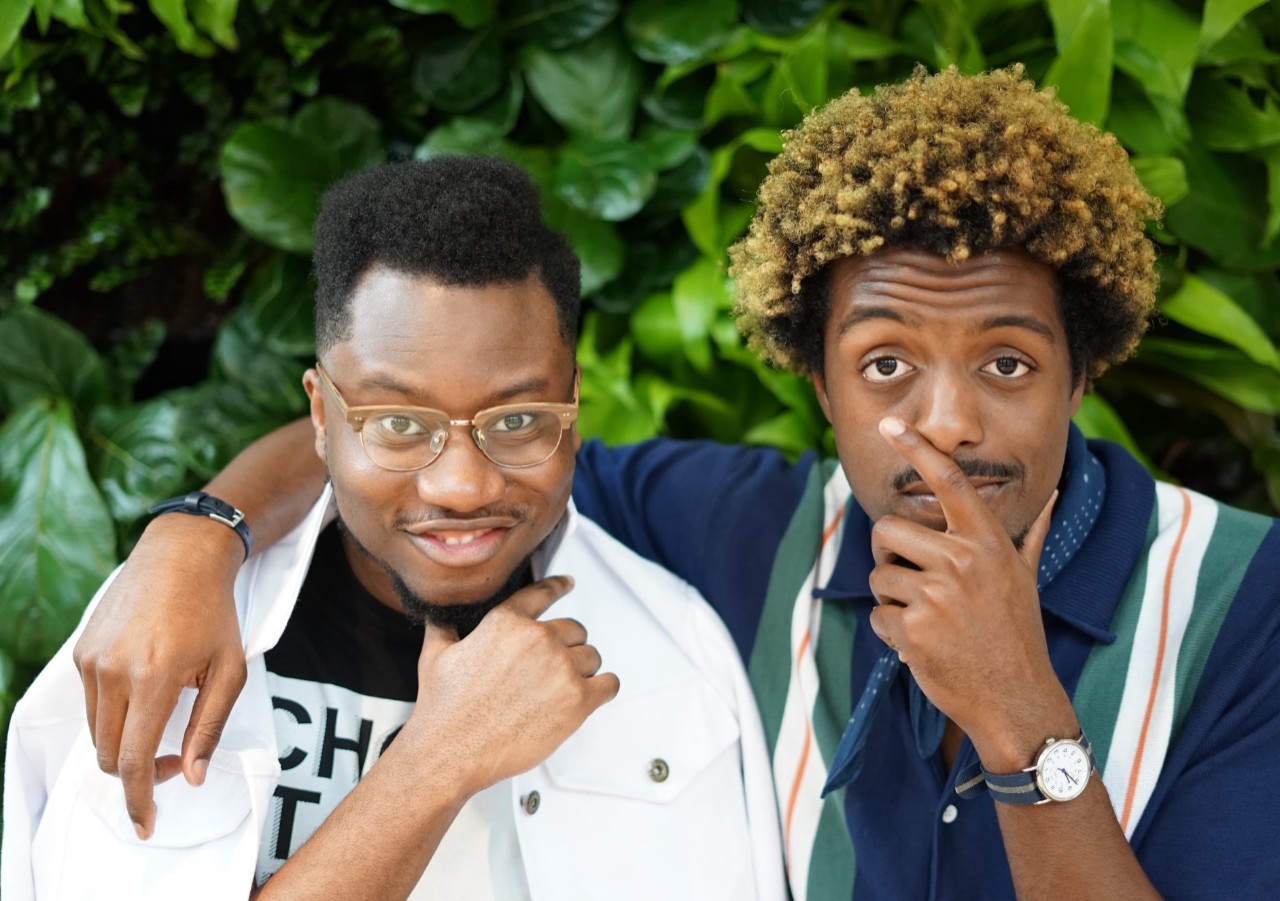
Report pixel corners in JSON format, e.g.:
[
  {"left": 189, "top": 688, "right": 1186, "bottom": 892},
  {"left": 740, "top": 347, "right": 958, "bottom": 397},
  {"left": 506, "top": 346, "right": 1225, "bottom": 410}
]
[{"left": 257, "top": 522, "right": 421, "bottom": 882}]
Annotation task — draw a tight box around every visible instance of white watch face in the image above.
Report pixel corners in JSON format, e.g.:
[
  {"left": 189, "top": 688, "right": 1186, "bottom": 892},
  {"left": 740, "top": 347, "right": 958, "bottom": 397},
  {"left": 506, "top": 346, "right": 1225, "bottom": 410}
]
[{"left": 1036, "top": 740, "right": 1091, "bottom": 802}]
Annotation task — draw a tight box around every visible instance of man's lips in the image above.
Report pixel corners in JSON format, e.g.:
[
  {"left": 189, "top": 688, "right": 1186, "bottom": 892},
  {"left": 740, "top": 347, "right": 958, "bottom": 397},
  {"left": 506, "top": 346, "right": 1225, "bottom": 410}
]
[
  {"left": 404, "top": 518, "right": 517, "bottom": 567},
  {"left": 897, "top": 479, "right": 1010, "bottom": 512}
]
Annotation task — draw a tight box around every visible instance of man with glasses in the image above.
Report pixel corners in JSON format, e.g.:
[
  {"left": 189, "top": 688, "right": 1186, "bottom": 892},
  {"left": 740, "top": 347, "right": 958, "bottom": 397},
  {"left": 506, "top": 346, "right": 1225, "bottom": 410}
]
[{"left": 2, "top": 157, "right": 785, "bottom": 900}]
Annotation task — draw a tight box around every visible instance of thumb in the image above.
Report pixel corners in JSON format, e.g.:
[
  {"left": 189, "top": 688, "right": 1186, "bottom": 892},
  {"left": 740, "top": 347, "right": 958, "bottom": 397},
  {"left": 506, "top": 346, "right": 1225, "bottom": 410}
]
[
  {"left": 1019, "top": 489, "right": 1059, "bottom": 572},
  {"left": 420, "top": 620, "right": 459, "bottom": 666}
]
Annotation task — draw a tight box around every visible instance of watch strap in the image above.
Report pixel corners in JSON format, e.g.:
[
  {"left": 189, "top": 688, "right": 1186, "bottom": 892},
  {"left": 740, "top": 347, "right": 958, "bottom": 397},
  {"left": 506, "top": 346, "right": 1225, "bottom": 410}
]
[
  {"left": 148, "top": 491, "right": 253, "bottom": 560},
  {"left": 954, "top": 732, "right": 1093, "bottom": 805}
]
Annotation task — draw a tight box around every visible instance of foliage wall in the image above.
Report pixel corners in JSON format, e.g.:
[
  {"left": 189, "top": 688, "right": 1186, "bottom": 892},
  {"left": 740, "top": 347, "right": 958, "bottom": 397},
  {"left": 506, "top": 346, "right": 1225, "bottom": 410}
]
[{"left": 2, "top": 0, "right": 1279, "bottom": 736}]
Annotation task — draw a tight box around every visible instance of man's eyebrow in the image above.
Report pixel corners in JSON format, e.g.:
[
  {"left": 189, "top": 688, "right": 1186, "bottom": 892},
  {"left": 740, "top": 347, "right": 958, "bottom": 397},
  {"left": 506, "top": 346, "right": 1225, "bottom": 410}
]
[
  {"left": 359, "top": 374, "right": 554, "bottom": 406},
  {"left": 974, "top": 314, "right": 1057, "bottom": 343},
  {"left": 832, "top": 306, "right": 915, "bottom": 338}
]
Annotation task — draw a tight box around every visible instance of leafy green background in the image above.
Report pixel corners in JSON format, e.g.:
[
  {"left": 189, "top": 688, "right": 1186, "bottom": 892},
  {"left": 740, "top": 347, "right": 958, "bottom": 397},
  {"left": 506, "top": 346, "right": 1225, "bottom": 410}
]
[{"left": 2, "top": 0, "right": 1279, "bottom": 751}]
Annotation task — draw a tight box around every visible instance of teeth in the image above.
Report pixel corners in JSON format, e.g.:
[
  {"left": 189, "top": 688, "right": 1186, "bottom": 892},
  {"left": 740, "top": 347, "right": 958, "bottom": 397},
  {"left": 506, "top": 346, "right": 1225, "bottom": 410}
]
[{"left": 442, "top": 532, "right": 482, "bottom": 546}]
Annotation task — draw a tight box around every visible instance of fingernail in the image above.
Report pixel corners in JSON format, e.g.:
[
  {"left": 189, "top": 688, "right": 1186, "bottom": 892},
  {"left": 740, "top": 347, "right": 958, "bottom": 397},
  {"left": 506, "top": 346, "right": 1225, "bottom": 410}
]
[
  {"left": 879, "top": 417, "right": 906, "bottom": 437},
  {"left": 193, "top": 758, "right": 208, "bottom": 785},
  {"left": 133, "top": 821, "right": 148, "bottom": 841}
]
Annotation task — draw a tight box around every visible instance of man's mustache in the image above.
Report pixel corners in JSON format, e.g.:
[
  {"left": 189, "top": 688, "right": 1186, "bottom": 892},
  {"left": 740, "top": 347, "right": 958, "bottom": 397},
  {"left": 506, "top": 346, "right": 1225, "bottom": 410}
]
[{"left": 891, "top": 458, "right": 1024, "bottom": 492}]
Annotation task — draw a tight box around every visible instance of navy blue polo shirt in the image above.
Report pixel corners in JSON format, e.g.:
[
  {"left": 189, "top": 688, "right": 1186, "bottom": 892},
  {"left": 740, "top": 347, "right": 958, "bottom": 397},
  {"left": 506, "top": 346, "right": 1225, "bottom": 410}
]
[{"left": 571, "top": 434, "right": 1280, "bottom": 900}]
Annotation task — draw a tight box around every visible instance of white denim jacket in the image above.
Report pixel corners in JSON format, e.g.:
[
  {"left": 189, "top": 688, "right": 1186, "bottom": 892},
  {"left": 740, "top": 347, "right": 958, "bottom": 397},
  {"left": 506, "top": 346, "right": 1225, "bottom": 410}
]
[{"left": 3, "top": 489, "right": 786, "bottom": 901}]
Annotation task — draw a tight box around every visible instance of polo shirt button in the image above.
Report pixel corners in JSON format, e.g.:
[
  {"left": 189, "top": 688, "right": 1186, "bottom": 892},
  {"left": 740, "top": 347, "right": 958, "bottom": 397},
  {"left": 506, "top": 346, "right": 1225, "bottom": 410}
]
[
  {"left": 648, "top": 759, "right": 670, "bottom": 783},
  {"left": 522, "top": 791, "right": 541, "bottom": 815},
  {"left": 941, "top": 804, "right": 958, "bottom": 824}
]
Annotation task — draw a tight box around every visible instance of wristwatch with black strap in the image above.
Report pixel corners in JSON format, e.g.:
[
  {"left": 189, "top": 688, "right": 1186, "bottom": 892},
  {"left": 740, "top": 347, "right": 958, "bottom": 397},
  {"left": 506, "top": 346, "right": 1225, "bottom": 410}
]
[{"left": 956, "top": 732, "right": 1094, "bottom": 805}]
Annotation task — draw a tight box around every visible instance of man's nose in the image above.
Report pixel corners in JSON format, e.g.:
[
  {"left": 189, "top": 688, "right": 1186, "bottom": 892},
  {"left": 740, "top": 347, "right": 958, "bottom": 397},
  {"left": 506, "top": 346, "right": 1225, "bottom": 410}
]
[
  {"left": 413, "top": 427, "right": 506, "bottom": 513},
  {"left": 909, "top": 368, "right": 984, "bottom": 456}
]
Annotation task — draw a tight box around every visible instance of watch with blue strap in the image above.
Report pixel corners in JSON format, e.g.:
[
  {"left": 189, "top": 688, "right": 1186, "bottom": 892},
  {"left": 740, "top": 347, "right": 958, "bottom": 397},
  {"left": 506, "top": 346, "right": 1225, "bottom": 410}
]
[
  {"left": 148, "top": 490, "right": 254, "bottom": 561},
  {"left": 956, "top": 732, "right": 1094, "bottom": 805}
]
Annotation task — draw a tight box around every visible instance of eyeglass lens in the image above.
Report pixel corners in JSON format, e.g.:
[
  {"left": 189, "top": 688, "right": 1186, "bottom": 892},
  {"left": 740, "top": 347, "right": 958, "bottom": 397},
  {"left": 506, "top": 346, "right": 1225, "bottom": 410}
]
[{"left": 361, "top": 408, "right": 566, "bottom": 470}]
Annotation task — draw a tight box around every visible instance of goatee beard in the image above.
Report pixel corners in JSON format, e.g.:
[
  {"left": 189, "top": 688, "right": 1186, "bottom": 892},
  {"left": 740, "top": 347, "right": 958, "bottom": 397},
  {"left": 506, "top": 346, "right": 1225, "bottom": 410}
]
[
  {"left": 389, "top": 558, "right": 534, "bottom": 638},
  {"left": 334, "top": 514, "right": 535, "bottom": 639}
]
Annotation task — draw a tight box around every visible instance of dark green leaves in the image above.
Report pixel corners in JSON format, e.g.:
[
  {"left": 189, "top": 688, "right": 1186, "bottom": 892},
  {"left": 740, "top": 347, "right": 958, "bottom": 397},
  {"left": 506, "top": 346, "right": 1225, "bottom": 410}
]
[
  {"left": 0, "top": 306, "right": 106, "bottom": 418},
  {"left": 523, "top": 28, "right": 642, "bottom": 139},
  {"left": 387, "top": 0, "right": 495, "bottom": 29},
  {"left": 412, "top": 27, "right": 505, "bottom": 113},
  {"left": 624, "top": 0, "right": 738, "bottom": 65},
  {"left": 556, "top": 138, "right": 658, "bottom": 220},
  {"left": 220, "top": 99, "right": 385, "bottom": 253},
  {"left": 0, "top": 398, "right": 115, "bottom": 663}
]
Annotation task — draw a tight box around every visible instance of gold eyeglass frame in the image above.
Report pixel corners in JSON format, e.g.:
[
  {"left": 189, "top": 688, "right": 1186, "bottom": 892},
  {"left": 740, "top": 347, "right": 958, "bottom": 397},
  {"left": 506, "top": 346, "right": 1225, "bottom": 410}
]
[{"left": 314, "top": 362, "right": 579, "bottom": 471}]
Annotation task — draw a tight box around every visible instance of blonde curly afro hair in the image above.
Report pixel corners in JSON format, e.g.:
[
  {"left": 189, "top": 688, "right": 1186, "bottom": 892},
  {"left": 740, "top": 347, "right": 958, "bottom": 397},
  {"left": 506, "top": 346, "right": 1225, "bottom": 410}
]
[{"left": 729, "top": 65, "right": 1161, "bottom": 381}]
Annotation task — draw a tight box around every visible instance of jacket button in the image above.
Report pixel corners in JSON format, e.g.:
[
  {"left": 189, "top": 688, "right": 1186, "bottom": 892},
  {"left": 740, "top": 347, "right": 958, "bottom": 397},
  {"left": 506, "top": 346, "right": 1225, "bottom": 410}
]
[
  {"left": 648, "top": 759, "right": 670, "bottom": 783},
  {"left": 522, "top": 791, "right": 541, "bottom": 815}
]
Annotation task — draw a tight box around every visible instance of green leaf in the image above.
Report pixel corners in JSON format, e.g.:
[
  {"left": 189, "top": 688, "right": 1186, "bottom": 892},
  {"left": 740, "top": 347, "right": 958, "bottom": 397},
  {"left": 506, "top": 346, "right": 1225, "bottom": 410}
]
[
  {"left": 470, "top": 71, "right": 525, "bottom": 133},
  {"left": 190, "top": 0, "right": 238, "bottom": 50},
  {"left": 522, "top": 27, "right": 642, "bottom": 140},
  {"left": 1166, "top": 144, "right": 1280, "bottom": 270},
  {"left": 386, "top": 0, "right": 495, "bottom": 29},
  {"left": 220, "top": 99, "right": 385, "bottom": 253},
  {"left": 555, "top": 137, "right": 657, "bottom": 221},
  {"left": 243, "top": 253, "right": 316, "bottom": 357},
  {"left": 0, "top": 397, "right": 116, "bottom": 664},
  {"left": 631, "top": 290, "right": 684, "bottom": 364},
  {"left": 1200, "top": 0, "right": 1269, "bottom": 48},
  {"left": 415, "top": 117, "right": 507, "bottom": 159},
  {"left": 105, "top": 318, "right": 166, "bottom": 401},
  {"left": 541, "top": 197, "right": 623, "bottom": 296},
  {"left": 1129, "top": 155, "right": 1188, "bottom": 206},
  {"left": 742, "top": 0, "right": 822, "bottom": 35},
  {"left": 1113, "top": 0, "right": 1199, "bottom": 105},
  {"left": 1135, "top": 338, "right": 1280, "bottom": 413},
  {"left": 212, "top": 304, "right": 309, "bottom": 417},
  {"left": 0, "top": 0, "right": 32, "bottom": 61},
  {"left": 1162, "top": 274, "right": 1280, "bottom": 370},
  {"left": 506, "top": 0, "right": 619, "bottom": 49},
  {"left": 638, "top": 124, "right": 698, "bottom": 171},
  {"left": 148, "top": 0, "right": 215, "bottom": 56},
  {"left": 411, "top": 26, "right": 504, "bottom": 113},
  {"left": 1186, "top": 75, "right": 1280, "bottom": 152},
  {"left": 0, "top": 306, "right": 107, "bottom": 418},
  {"left": 172, "top": 382, "right": 299, "bottom": 479},
  {"left": 1264, "top": 146, "right": 1280, "bottom": 245},
  {"left": 1043, "top": 0, "right": 1112, "bottom": 125},
  {"left": 87, "top": 397, "right": 188, "bottom": 523},
  {"left": 623, "top": 0, "right": 737, "bottom": 65},
  {"left": 780, "top": 21, "right": 828, "bottom": 109},
  {"left": 1072, "top": 393, "right": 1154, "bottom": 469},
  {"left": 671, "top": 257, "right": 731, "bottom": 373}
]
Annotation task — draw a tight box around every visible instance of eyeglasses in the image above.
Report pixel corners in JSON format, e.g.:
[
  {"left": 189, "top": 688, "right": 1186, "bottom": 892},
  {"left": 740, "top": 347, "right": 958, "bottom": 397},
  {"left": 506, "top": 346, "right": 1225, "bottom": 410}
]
[{"left": 315, "top": 363, "right": 579, "bottom": 472}]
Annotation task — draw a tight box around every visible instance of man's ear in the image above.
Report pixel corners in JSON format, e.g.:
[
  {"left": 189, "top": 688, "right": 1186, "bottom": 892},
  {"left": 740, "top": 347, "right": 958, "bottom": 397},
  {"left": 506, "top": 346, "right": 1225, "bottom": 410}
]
[
  {"left": 1069, "top": 380, "right": 1085, "bottom": 418},
  {"left": 302, "top": 369, "right": 329, "bottom": 465},
  {"left": 812, "top": 369, "right": 834, "bottom": 424}
]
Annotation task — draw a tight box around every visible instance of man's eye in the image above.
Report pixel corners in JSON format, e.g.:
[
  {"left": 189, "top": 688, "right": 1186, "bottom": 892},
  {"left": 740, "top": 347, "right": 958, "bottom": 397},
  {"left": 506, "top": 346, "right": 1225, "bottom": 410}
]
[
  {"left": 983, "top": 356, "right": 1031, "bottom": 378},
  {"left": 862, "top": 357, "right": 914, "bottom": 383},
  {"left": 373, "top": 414, "right": 427, "bottom": 436},
  {"left": 491, "top": 412, "right": 537, "bottom": 433}
]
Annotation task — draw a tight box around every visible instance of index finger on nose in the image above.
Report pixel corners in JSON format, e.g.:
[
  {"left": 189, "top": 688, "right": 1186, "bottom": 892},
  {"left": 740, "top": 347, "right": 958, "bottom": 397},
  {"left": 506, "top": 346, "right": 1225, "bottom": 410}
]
[{"left": 878, "top": 416, "right": 991, "bottom": 535}]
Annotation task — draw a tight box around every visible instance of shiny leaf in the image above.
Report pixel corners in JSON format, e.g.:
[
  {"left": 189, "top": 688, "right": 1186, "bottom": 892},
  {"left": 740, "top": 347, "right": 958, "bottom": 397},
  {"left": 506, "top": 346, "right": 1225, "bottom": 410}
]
[
  {"left": 147, "top": 0, "right": 215, "bottom": 56},
  {"left": 555, "top": 137, "right": 657, "bottom": 221},
  {"left": 1044, "top": 0, "right": 1112, "bottom": 124},
  {"left": 624, "top": 0, "right": 737, "bottom": 65},
  {"left": 506, "top": 0, "right": 619, "bottom": 49},
  {"left": 244, "top": 253, "right": 316, "bottom": 357},
  {"left": 220, "top": 99, "right": 384, "bottom": 253},
  {"left": 1072, "top": 393, "right": 1155, "bottom": 470},
  {"left": 1200, "top": 0, "right": 1269, "bottom": 48},
  {"left": 190, "top": 0, "right": 238, "bottom": 50},
  {"left": 0, "top": 0, "right": 32, "bottom": 61},
  {"left": 87, "top": 397, "right": 188, "bottom": 523},
  {"left": 1136, "top": 339, "right": 1280, "bottom": 413},
  {"left": 1186, "top": 75, "right": 1280, "bottom": 152},
  {"left": 522, "top": 27, "right": 642, "bottom": 140},
  {"left": 0, "top": 305, "right": 107, "bottom": 417},
  {"left": 1130, "top": 155, "right": 1187, "bottom": 206},
  {"left": 1159, "top": 274, "right": 1280, "bottom": 370},
  {"left": 742, "top": 0, "right": 821, "bottom": 35},
  {"left": 1166, "top": 145, "right": 1280, "bottom": 270},
  {"left": 542, "top": 196, "right": 623, "bottom": 295},
  {"left": 0, "top": 398, "right": 116, "bottom": 663},
  {"left": 411, "top": 26, "right": 504, "bottom": 113}
]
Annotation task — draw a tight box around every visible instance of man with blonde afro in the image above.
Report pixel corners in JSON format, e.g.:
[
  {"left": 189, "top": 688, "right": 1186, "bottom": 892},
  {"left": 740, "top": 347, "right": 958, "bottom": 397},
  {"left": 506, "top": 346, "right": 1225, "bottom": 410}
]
[{"left": 57, "top": 67, "right": 1280, "bottom": 900}]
